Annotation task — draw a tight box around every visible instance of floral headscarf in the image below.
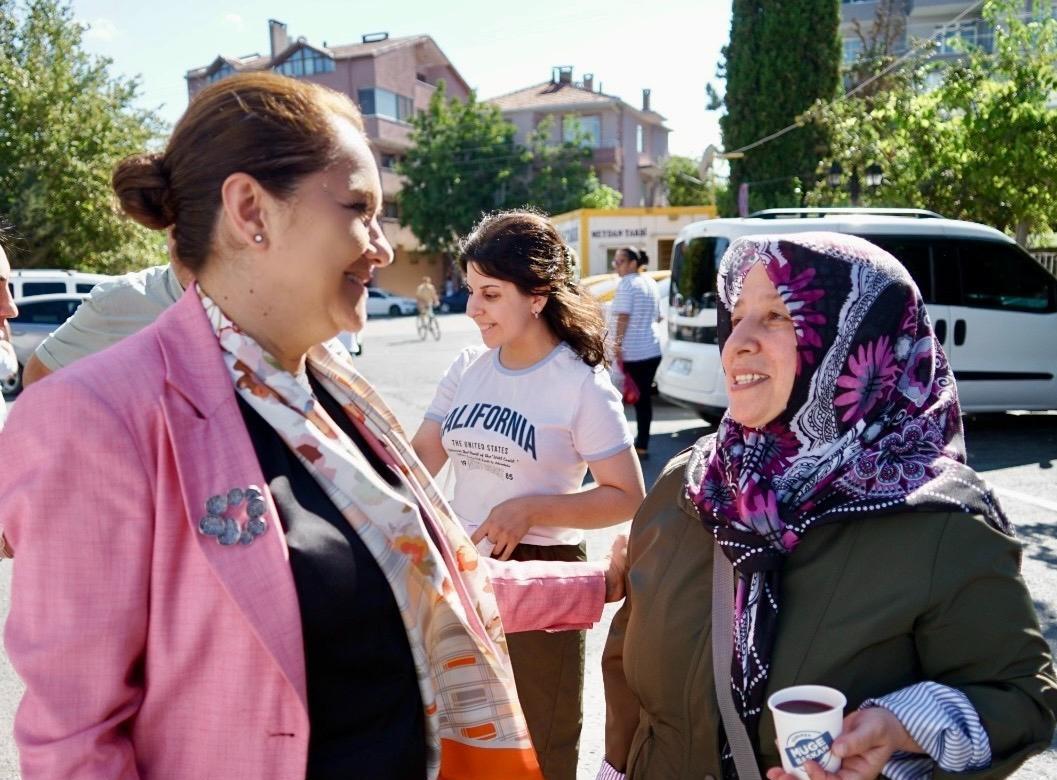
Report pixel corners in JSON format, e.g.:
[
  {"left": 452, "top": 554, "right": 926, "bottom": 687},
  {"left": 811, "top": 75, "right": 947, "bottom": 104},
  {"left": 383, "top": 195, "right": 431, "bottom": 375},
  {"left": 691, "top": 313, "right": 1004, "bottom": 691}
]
[{"left": 685, "top": 232, "right": 1010, "bottom": 754}]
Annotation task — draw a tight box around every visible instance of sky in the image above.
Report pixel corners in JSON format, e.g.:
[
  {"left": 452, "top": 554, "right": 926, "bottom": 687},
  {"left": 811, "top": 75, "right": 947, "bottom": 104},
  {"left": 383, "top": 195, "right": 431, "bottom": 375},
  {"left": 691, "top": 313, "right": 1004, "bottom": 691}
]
[{"left": 70, "top": 0, "right": 732, "bottom": 158}]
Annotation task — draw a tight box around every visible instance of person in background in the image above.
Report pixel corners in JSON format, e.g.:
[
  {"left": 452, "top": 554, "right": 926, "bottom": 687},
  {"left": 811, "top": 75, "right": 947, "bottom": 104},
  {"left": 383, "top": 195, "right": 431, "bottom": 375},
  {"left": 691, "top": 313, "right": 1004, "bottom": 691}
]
[
  {"left": 0, "top": 72, "right": 624, "bottom": 780},
  {"left": 23, "top": 234, "right": 357, "bottom": 388},
  {"left": 21, "top": 248, "right": 191, "bottom": 387},
  {"left": 0, "top": 242, "right": 19, "bottom": 428},
  {"left": 600, "top": 232, "right": 1057, "bottom": 779},
  {"left": 416, "top": 275, "right": 439, "bottom": 315},
  {"left": 413, "top": 210, "right": 646, "bottom": 780},
  {"left": 610, "top": 247, "right": 662, "bottom": 459}
]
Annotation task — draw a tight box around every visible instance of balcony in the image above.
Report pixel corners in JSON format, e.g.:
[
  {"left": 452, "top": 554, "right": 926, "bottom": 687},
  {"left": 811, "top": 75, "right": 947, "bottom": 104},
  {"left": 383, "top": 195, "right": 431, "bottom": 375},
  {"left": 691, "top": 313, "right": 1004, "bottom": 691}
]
[{"left": 591, "top": 146, "right": 621, "bottom": 167}]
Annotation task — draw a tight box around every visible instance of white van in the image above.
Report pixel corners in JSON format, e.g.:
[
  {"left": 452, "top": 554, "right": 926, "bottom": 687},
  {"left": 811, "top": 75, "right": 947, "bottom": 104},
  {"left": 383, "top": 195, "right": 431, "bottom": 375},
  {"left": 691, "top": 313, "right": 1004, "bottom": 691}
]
[
  {"left": 7, "top": 269, "right": 111, "bottom": 299},
  {"left": 659, "top": 208, "right": 1057, "bottom": 419}
]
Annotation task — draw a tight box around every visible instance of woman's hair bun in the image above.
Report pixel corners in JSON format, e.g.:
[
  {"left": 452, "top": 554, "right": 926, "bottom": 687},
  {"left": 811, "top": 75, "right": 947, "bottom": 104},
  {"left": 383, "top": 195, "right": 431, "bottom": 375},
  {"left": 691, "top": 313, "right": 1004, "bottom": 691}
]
[{"left": 112, "top": 152, "right": 174, "bottom": 230}]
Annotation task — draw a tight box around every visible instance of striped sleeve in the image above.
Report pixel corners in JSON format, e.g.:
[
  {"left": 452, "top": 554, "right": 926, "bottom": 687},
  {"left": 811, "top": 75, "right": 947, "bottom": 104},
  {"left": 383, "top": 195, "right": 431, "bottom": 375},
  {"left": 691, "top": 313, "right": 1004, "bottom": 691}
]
[
  {"left": 861, "top": 681, "right": 991, "bottom": 780},
  {"left": 595, "top": 759, "right": 626, "bottom": 780}
]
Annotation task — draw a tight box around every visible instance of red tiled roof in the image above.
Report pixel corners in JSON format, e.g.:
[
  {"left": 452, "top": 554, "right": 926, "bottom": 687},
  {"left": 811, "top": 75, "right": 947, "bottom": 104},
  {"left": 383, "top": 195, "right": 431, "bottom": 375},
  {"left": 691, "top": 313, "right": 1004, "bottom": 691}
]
[
  {"left": 187, "top": 35, "right": 429, "bottom": 79},
  {"left": 486, "top": 81, "right": 618, "bottom": 111}
]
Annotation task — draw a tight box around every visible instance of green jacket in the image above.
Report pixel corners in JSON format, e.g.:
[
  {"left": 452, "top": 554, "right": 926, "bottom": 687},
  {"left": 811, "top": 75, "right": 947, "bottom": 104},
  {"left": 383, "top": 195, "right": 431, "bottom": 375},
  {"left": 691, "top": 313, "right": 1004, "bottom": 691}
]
[{"left": 603, "top": 452, "right": 1057, "bottom": 779}]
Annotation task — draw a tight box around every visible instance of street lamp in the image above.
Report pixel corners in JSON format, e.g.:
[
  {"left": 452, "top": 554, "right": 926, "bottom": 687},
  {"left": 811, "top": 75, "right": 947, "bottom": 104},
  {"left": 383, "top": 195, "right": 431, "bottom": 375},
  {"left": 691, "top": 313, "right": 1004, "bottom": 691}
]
[
  {"left": 827, "top": 161, "right": 843, "bottom": 189},
  {"left": 827, "top": 161, "right": 883, "bottom": 206},
  {"left": 865, "top": 163, "right": 884, "bottom": 188}
]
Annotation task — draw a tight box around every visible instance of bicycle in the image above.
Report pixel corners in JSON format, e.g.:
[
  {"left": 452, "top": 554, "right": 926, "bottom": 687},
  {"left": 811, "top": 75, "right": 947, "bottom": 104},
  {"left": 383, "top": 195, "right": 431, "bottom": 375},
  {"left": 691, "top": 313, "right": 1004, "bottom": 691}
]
[{"left": 416, "top": 306, "right": 441, "bottom": 341}]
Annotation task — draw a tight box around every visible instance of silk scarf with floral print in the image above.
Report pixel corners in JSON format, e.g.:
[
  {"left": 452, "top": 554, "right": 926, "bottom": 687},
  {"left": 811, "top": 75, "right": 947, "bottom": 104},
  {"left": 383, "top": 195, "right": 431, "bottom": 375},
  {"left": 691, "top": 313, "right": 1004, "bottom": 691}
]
[
  {"left": 684, "top": 232, "right": 1011, "bottom": 757},
  {"left": 197, "top": 288, "right": 542, "bottom": 780}
]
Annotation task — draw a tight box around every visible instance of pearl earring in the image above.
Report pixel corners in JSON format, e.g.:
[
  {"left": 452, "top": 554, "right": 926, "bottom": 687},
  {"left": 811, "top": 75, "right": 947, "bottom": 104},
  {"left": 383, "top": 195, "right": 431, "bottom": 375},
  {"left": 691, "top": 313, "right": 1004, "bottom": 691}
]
[
  {"left": 533, "top": 309, "right": 540, "bottom": 319},
  {"left": 253, "top": 234, "right": 264, "bottom": 244}
]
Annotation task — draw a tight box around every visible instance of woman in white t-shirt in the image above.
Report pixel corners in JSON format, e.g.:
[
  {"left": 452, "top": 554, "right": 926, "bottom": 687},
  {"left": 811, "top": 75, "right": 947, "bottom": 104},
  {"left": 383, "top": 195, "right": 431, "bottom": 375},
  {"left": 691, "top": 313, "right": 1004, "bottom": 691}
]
[{"left": 412, "top": 210, "right": 645, "bottom": 780}]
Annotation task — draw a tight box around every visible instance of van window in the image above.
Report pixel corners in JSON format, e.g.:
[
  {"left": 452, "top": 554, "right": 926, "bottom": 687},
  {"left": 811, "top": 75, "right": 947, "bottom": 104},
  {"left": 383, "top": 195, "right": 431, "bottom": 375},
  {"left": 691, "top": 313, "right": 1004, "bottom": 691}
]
[
  {"left": 670, "top": 236, "right": 729, "bottom": 313},
  {"left": 75, "top": 283, "right": 97, "bottom": 293},
  {"left": 21, "top": 282, "right": 66, "bottom": 297},
  {"left": 954, "top": 239, "right": 1057, "bottom": 313},
  {"left": 854, "top": 236, "right": 935, "bottom": 302},
  {"left": 11, "top": 298, "right": 81, "bottom": 325}
]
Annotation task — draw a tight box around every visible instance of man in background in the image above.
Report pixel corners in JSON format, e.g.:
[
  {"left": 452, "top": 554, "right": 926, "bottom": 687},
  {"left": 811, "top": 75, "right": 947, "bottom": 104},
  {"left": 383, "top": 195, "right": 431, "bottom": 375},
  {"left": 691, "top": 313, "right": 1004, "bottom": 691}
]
[
  {"left": 22, "top": 256, "right": 192, "bottom": 387},
  {"left": 415, "top": 275, "right": 439, "bottom": 316}
]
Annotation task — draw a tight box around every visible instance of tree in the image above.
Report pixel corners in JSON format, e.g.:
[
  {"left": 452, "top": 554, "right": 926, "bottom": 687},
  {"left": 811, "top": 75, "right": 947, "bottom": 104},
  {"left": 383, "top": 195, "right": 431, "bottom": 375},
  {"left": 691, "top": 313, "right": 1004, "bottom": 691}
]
[
  {"left": 521, "top": 115, "right": 594, "bottom": 215},
  {"left": 663, "top": 156, "right": 711, "bottom": 206},
  {"left": 399, "top": 90, "right": 611, "bottom": 254},
  {"left": 804, "top": 0, "right": 1057, "bottom": 243},
  {"left": 398, "top": 82, "right": 525, "bottom": 258},
  {"left": 0, "top": 0, "right": 167, "bottom": 272},
  {"left": 580, "top": 172, "right": 622, "bottom": 210},
  {"left": 714, "top": 0, "right": 841, "bottom": 212}
]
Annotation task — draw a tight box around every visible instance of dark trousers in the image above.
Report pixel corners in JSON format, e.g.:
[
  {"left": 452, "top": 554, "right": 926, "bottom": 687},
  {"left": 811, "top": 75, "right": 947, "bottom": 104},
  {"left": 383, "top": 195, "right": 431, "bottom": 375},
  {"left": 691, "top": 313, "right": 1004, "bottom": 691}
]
[
  {"left": 623, "top": 355, "right": 662, "bottom": 450},
  {"left": 506, "top": 541, "right": 587, "bottom": 780}
]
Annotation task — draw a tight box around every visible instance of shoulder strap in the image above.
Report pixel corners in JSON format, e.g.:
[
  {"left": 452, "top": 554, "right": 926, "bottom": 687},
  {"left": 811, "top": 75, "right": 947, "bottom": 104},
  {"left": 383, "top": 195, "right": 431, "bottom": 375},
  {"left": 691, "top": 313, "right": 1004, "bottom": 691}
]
[{"left": 712, "top": 541, "right": 763, "bottom": 780}]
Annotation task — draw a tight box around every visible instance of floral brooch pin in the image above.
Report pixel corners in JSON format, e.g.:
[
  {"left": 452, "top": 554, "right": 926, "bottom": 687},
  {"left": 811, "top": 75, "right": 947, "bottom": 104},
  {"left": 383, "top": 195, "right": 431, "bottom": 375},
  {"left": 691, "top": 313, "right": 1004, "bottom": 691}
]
[{"left": 199, "top": 486, "right": 268, "bottom": 546}]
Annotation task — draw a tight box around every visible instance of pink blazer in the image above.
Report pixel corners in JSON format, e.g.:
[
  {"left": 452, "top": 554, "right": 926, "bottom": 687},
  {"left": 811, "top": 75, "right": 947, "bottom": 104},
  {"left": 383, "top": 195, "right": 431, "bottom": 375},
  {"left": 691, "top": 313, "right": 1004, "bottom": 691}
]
[{"left": 0, "top": 289, "right": 604, "bottom": 779}]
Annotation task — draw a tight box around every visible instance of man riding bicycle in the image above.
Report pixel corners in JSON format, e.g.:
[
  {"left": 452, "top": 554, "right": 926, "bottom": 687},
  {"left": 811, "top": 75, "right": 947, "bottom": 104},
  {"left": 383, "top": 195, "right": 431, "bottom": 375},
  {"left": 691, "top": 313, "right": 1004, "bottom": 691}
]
[
  {"left": 416, "top": 276, "right": 439, "bottom": 316},
  {"left": 415, "top": 276, "right": 441, "bottom": 341}
]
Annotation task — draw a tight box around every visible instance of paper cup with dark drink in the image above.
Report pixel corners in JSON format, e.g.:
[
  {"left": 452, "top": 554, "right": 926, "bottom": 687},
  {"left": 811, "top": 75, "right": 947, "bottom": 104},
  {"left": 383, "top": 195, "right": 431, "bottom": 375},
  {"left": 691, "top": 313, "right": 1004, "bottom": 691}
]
[{"left": 767, "top": 685, "right": 847, "bottom": 779}]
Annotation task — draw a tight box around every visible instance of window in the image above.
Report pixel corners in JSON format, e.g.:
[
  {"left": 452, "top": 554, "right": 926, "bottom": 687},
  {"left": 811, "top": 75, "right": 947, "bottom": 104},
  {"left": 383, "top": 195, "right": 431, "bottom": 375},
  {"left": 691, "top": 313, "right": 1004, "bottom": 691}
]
[
  {"left": 274, "top": 47, "right": 335, "bottom": 77},
  {"left": 11, "top": 298, "right": 81, "bottom": 326},
  {"left": 669, "top": 236, "right": 730, "bottom": 324},
  {"left": 936, "top": 21, "right": 979, "bottom": 54},
  {"left": 955, "top": 240, "right": 1057, "bottom": 313},
  {"left": 380, "top": 153, "right": 402, "bottom": 169},
  {"left": 855, "top": 236, "right": 935, "bottom": 302},
  {"left": 75, "top": 283, "right": 97, "bottom": 293},
  {"left": 357, "top": 88, "right": 414, "bottom": 122},
  {"left": 21, "top": 282, "right": 66, "bottom": 297},
  {"left": 636, "top": 124, "right": 644, "bottom": 154},
  {"left": 382, "top": 201, "right": 400, "bottom": 220},
  {"left": 563, "top": 115, "right": 601, "bottom": 148},
  {"left": 207, "top": 63, "right": 236, "bottom": 83},
  {"left": 842, "top": 38, "right": 864, "bottom": 65}
]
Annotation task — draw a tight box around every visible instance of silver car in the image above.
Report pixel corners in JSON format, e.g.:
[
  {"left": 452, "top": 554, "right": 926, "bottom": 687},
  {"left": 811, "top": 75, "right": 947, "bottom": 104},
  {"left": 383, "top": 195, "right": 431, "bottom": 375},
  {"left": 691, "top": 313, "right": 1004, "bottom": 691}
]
[{"left": 1, "top": 293, "right": 89, "bottom": 396}]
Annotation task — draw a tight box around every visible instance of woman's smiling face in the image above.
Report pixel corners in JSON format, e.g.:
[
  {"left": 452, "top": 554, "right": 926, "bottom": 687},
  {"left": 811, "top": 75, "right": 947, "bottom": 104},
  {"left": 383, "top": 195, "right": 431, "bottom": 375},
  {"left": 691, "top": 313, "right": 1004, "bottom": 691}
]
[
  {"left": 262, "top": 117, "right": 393, "bottom": 341},
  {"left": 465, "top": 262, "right": 544, "bottom": 350},
  {"left": 721, "top": 263, "right": 798, "bottom": 429}
]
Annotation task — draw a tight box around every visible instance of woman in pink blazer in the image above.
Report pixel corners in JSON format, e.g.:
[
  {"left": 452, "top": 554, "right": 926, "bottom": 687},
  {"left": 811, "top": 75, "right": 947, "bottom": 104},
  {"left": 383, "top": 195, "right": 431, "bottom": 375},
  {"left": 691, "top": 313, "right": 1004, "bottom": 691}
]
[{"left": 0, "top": 73, "right": 619, "bottom": 780}]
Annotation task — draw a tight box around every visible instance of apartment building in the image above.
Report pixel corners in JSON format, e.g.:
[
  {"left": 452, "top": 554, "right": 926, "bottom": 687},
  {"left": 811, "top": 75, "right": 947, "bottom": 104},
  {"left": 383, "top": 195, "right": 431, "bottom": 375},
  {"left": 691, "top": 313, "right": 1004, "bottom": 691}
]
[
  {"left": 840, "top": 0, "right": 993, "bottom": 68},
  {"left": 185, "top": 20, "right": 471, "bottom": 294},
  {"left": 487, "top": 67, "right": 671, "bottom": 208}
]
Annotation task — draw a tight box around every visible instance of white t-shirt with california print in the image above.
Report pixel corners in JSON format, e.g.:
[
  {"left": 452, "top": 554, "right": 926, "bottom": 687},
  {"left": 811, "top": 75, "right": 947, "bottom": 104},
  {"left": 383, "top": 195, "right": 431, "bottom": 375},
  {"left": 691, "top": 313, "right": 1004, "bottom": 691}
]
[{"left": 425, "top": 342, "right": 633, "bottom": 546}]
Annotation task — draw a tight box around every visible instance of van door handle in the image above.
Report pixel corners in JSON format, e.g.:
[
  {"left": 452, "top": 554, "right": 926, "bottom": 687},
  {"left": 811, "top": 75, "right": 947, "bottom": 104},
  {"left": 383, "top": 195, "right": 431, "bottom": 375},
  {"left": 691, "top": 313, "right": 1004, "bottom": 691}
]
[
  {"left": 954, "top": 319, "right": 966, "bottom": 346},
  {"left": 934, "top": 319, "right": 947, "bottom": 344}
]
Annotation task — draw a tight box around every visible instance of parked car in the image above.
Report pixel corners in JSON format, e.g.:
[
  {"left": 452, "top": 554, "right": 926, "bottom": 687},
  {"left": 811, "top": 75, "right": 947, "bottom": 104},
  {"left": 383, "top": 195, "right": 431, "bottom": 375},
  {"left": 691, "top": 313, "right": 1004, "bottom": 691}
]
[
  {"left": 580, "top": 270, "right": 671, "bottom": 304},
  {"left": 439, "top": 288, "right": 469, "bottom": 313},
  {"left": 658, "top": 208, "right": 1057, "bottom": 420},
  {"left": 365, "top": 288, "right": 417, "bottom": 317},
  {"left": 2, "top": 293, "right": 90, "bottom": 395},
  {"left": 7, "top": 269, "right": 110, "bottom": 299}
]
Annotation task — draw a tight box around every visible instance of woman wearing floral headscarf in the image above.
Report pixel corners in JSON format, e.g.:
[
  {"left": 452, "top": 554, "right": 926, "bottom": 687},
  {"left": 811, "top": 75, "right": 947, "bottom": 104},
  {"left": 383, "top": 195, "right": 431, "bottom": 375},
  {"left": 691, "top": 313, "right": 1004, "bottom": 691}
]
[{"left": 600, "top": 232, "right": 1057, "bottom": 780}]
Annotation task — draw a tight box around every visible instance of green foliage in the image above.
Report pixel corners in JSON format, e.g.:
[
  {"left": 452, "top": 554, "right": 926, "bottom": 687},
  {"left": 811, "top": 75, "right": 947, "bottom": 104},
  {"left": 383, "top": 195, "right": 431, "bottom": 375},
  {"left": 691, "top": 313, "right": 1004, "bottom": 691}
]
[
  {"left": 580, "top": 172, "right": 622, "bottom": 210},
  {"left": 521, "top": 115, "right": 594, "bottom": 215},
  {"left": 717, "top": 0, "right": 841, "bottom": 211},
  {"left": 397, "top": 82, "right": 525, "bottom": 257},
  {"left": 399, "top": 90, "right": 609, "bottom": 253},
  {"left": 804, "top": 0, "right": 1057, "bottom": 240},
  {"left": 0, "top": 0, "right": 167, "bottom": 271},
  {"left": 663, "top": 156, "right": 712, "bottom": 206}
]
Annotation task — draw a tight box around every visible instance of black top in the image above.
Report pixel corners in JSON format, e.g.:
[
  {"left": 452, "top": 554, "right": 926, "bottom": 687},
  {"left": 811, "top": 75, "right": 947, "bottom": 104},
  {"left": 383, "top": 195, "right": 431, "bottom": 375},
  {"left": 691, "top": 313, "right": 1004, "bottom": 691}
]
[{"left": 236, "top": 375, "right": 426, "bottom": 780}]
